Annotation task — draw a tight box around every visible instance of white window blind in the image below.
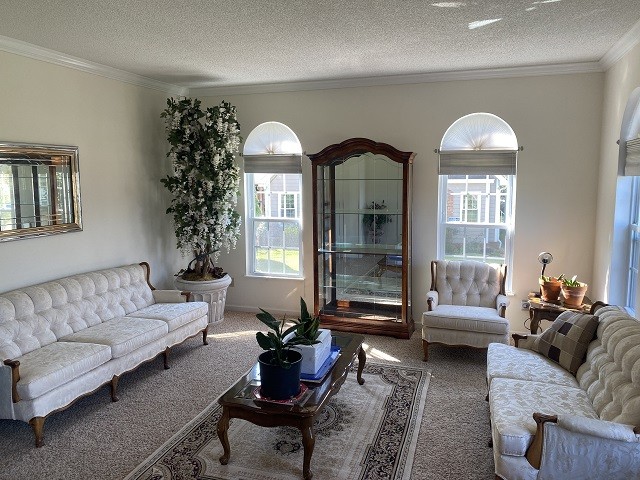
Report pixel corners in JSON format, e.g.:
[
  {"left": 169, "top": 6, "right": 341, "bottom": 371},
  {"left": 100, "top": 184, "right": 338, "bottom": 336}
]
[{"left": 623, "top": 138, "right": 640, "bottom": 176}]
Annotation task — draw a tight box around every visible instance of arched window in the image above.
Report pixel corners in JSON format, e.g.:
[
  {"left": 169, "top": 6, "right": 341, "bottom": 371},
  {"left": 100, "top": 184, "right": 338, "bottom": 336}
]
[
  {"left": 436, "top": 113, "right": 519, "bottom": 291},
  {"left": 243, "top": 122, "right": 303, "bottom": 277}
]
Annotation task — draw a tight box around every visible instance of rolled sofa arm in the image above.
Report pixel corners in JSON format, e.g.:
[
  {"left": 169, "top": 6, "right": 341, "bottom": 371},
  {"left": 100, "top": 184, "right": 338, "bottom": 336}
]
[
  {"left": 152, "top": 289, "right": 188, "bottom": 303},
  {"left": 426, "top": 291, "right": 438, "bottom": 310},
  {"left": 527, "top": 412, "right": 640, "bottom": 478},
  {"left": 496, "top": 294, "right": 509, "bottom": 317}
]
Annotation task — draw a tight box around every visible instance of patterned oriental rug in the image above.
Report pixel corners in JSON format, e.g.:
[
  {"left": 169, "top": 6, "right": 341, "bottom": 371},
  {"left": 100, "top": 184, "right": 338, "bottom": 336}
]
[{"left": 125, "top": 363, "right": 431, "bottom": 480}]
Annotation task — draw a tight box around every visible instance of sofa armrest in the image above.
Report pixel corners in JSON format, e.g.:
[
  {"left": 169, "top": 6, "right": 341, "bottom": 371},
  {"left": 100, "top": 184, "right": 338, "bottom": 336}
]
[
  {"left": 527, "top": 412, "right": 640, "bottom": 477},
  {"left": 511, "top": 333, "right": 540, "bottom": 350},
  {"left": 426, "top": 291, "right": 438, "bottom": 310},
  {"left": 152, "top": 289, "right": 188, "bottom": 303},
  {"left": 3, "top": 359, "right": 20, "bottom": 403},
  {"left": 496, "top": 294, "right": 509, "bottom": 317}
]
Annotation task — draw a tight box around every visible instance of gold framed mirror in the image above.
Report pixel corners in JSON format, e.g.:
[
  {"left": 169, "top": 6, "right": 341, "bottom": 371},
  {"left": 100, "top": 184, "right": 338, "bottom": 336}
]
[{"left": 0, "top": 142, "right": 82, "bottom": 242}]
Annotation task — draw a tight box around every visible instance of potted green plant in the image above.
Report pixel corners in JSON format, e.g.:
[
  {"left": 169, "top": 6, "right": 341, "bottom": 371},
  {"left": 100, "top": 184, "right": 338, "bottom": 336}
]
[
  {"left": 255, "top": 304, "right": 320, "bottom": 400},
  {"left": 539, "top": 274, "right": 563, "bottom": 302},
  {"left": 161, "top": 97, "right": 242, "bottom": 324},
  {"left": 561, "top": 275, "right": 588, "bottom": 307},
  {"left": 362, "top": 200, "right": 392, "bottom": 243}
]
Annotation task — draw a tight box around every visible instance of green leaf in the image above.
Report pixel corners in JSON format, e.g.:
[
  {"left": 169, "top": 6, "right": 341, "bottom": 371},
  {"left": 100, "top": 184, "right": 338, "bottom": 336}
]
[{"left": 256, "top": 332, "right": 273, "bottom": 350}]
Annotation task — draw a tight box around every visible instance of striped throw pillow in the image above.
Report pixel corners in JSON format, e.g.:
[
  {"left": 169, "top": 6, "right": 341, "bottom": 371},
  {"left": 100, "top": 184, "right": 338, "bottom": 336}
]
[{"left": 535, "top": 311, "right": 598, "bottom": 375}]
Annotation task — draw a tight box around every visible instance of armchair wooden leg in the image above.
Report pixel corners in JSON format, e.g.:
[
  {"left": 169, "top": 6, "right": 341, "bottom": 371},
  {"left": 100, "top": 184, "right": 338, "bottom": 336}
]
[
  {"left": 29, "top": 416, "right": 45, "bottom": 447},
  {"left": 202, "top": 326, "right": 209, "bottom": 345},
  {"left": 110, "top": 375, "right": 120, "bottom": 402},
  {"left": 422, "top": 339, "right": 429, "bottom": 362},
  {"left": 163, "top": 347, "right": 171, "bottom": 370}
]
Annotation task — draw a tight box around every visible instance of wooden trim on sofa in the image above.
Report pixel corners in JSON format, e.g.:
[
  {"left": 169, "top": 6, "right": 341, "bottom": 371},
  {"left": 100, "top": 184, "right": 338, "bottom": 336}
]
[
  {"left": 512, "top": 333, "right": 528, "bottom": 348},
  {"left": 526, "top": 412, "right": 558, "bottom": 469},
  {"left": 139, "top": 261, "right": 190, "bottom": 301},
  {"left": 3, "top": 359, "right": 21, "bottom": 403},
  {"left": 430, "top": 260, "right": 437, "bottom": 291}
]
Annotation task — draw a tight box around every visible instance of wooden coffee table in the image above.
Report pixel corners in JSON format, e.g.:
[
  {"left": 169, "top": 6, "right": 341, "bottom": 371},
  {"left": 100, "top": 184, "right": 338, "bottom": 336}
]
[{"left": 216, "top": 332, "right": 366, "bottom": 480}]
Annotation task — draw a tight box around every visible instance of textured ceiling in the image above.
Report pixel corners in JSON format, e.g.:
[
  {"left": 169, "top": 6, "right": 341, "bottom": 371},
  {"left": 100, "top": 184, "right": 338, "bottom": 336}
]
[{"left": 1, "top": 0, "right": 640, "bottom": 89}]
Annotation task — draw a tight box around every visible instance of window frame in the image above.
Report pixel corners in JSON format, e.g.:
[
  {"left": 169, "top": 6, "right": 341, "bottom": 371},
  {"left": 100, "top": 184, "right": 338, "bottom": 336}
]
[
  {"left": 245, "top": 172, "right": 303, "bottom": 279},
  {"left": 437, "top": 174, "right": 515, "bottom": 292}
]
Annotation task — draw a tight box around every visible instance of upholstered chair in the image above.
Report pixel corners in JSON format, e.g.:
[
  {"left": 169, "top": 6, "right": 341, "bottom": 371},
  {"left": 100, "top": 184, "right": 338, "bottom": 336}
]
[{"left": 422, "top": 259, "right": 510, "bottom": 361}]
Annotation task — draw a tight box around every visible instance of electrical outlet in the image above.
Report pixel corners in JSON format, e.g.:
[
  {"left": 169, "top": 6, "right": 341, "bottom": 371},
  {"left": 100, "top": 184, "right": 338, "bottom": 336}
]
[{"left": 521, "top": 300, "right": 530, "bottom": 310}]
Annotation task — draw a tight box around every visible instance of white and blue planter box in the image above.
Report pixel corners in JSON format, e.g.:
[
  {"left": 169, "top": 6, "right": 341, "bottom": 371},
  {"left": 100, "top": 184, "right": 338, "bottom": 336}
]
[{"left": 288, "top": 328, "right": 332, "bottom": 376}]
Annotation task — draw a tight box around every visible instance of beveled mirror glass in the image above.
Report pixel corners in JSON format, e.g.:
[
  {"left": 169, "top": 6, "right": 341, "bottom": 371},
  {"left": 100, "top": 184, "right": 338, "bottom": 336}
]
[{"left": 0, "top": 142, "right": 82, "bottom": 242}]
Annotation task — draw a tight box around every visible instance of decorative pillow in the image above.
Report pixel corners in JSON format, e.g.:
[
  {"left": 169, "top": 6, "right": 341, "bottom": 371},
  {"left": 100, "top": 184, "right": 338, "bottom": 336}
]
[{"left": 535, "top": 311, "right": 599, "bottom": 375}]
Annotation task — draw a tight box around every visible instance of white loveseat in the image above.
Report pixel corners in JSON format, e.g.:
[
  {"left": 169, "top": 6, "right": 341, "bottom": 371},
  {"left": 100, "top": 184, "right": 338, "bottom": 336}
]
[
  {"left": 0, "top": 262, "right": 209, "bottom": 446},
  {"left": 486, "top": 304, "right": 640, "bottom": 479}
]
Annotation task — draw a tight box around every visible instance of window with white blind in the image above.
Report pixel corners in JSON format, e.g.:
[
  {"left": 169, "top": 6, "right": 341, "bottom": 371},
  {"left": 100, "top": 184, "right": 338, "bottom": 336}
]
[
  {"left": 243, "top": 122, "right": 303, "bottom": 278},
  {"left": 437, "top": 113, "right": 519, "bottom": 292}
]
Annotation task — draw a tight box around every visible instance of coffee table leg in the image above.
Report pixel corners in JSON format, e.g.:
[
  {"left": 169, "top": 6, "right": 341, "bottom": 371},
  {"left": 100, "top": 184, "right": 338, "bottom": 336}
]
[
  {"left": 301, "top": 422, "right": 315, "bottom": 480},
  {"left": 217, "top": 407, "right": 231, "bottom": 465},
  {"left": 357, "top": 345, "right": 366, "bottom": 385}
]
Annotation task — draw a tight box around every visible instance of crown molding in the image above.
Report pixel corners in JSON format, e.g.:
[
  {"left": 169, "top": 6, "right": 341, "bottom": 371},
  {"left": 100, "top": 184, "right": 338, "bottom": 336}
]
[
  {"left": 600, "top": 19, "right": 640, "bottom": 70},
  {"left": 0, "top": 35, "right": 187, "bottom": 96},
  {"left": 189, "top": 62, "right": 603, "bottom": 97}
]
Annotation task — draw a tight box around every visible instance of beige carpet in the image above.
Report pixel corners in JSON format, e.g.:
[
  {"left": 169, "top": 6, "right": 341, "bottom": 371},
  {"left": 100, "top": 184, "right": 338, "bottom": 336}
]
[
  {"left": 125, "top": 363, "right": 430, "bottom": 480},
  {"left": 0, "top": 311, "right": 495, "bottom": 479}
]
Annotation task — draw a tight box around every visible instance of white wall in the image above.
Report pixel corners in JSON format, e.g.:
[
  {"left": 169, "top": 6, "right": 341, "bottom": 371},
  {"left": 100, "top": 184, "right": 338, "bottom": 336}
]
[
  {"left": 202, "top": 72, "right": 604, "bottom": 332},
  {"left": 0, "top": 52, "right": 183, "bottom": 291},
  {"left": 594, "top": 43, "right": 640, "bottom": 306}
]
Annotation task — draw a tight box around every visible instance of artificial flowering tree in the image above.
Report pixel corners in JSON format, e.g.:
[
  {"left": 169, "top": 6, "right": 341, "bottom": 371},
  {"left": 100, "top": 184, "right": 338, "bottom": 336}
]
[{"left": 161, "top": 97, "right": 242, "bottom": 281}]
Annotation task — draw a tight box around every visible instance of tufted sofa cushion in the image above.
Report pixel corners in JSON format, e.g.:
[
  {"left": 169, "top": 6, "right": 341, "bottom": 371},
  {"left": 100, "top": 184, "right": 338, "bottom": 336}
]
[
  {"left": 0, "top": 265, "right": 155, "bottom": 360},
  {"left": 434, "top": 259, "right": 501, "bottom": 308},
  {"left": 576, "top": 306, "right": 640, "bottom": 426}
]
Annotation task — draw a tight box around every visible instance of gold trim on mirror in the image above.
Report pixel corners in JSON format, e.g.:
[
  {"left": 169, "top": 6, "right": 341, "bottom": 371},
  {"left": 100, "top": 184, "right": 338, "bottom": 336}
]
[{"left": 0, "top": 142, "right": 82, "bottom": 242}]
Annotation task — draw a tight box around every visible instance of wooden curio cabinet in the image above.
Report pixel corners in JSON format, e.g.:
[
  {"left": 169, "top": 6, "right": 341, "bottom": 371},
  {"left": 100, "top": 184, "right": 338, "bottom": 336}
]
[{"left": 308, "top": 138, "right": 415, "bottom": 338}]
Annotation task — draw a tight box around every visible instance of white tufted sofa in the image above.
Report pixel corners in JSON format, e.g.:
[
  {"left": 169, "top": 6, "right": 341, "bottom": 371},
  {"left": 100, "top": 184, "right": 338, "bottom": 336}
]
[
  {"left": 486, "top": 304, "right": 640, "bottom": 479},
  {"left": 0, "top": 262, "right": 209, "bottom": 447},
  {"left": 422, "top": 259, "right": 510, "bottom": 361}
]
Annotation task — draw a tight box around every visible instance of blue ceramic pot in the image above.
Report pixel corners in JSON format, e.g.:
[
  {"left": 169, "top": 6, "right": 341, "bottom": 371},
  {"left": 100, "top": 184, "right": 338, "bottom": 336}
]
[{"left": 258, "top": 350, "right": 302, "bottom": 400}]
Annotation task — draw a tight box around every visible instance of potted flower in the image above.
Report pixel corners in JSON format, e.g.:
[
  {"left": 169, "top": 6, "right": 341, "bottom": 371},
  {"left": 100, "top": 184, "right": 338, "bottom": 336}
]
[
  {"left": 561, "top": 275, "right": 588, "bottom": 307},
  {"left": 255, "top": 305, "right": 319, "bottom": 400},
  {"left": 539, "top": 274, "right": 563, "bottom": 302},
  {"left": 160, "top": 97, "right": 242, "bottom": 324},
  {"left": 362, "top": 200, "right": 392, "bottom": 243}
]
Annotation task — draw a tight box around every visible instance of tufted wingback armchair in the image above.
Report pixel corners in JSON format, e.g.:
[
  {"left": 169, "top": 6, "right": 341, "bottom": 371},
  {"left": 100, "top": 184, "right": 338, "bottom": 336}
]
[{"left": 422, "top": 259, "right": 510, "bottom": 361}]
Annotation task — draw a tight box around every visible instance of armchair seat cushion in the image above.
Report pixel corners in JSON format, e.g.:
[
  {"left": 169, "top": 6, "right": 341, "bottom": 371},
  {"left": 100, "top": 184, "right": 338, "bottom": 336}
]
[
  {"left": 126, "top": 302, "right": 208, "bottom": 331},
  {"left": 487, "top": 342, "right": 579, "bottom": 388},
  {"left": 60, "top": 317, "right": 168, "bottom": 358},
  {"left": 489, "top": 377, "right": 598, "bottom": 457},
  {"left": 423, "top": 305, "right": 509, "bottom": 335},
  {"left": 16, "top": 341, "right": 112, "bottom": 400}
]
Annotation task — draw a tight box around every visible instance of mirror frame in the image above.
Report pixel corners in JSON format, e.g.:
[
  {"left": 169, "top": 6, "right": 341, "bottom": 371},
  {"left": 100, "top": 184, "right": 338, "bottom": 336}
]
[{"left": 0, "top": 142, "right": 82, "bottom": 242}]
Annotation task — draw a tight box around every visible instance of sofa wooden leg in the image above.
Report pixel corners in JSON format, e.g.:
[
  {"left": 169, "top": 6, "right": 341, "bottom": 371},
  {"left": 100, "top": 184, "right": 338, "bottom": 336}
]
[
  {"left": 202, "top": 326, "right": 209, "bottom": 345},
  {"left": 163, "top": 347, "right": 171, "bottom": 370},
  {"left": 110, "top": 375, "right": 120, "bottom": 402},
  {"left": 422, "top": 339, "right": 429, "bottom": 361},
  {"left": 29, "top": 417, "right": 45, "bottom": 447}
]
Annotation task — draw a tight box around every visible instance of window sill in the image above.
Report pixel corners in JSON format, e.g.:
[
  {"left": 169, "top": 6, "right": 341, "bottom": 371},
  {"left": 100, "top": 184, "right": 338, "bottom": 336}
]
[{"left": 245, "top": 274, "right": 305, "bottom": 281}]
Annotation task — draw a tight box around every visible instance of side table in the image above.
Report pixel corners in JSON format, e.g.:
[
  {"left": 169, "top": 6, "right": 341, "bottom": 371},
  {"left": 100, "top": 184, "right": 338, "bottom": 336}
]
[{"left": 528, "top": 295, "right": 592, "bottom": 334}]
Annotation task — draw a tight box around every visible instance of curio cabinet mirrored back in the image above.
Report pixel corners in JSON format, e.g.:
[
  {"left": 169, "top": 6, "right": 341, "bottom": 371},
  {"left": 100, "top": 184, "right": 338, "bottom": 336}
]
[{"left": 309, "top": 138, "right": 414, "bottom": 338}]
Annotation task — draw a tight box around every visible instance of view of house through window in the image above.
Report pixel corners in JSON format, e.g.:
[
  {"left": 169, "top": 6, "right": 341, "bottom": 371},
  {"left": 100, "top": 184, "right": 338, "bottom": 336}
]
[
  {"left": 243, "top": 121, "right": 303, "bottom": 278},
  {"left": 247, "top": 173, "right": 302, "bottom": 276},
  {"left": 441, "top": 174, "right": 512, "bottom": 264}
]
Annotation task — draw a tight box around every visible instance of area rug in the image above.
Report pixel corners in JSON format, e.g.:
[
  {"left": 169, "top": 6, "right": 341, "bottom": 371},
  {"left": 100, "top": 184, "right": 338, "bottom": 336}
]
[{"left": 125, "top": 362, "right": 430, "bottom": 480}]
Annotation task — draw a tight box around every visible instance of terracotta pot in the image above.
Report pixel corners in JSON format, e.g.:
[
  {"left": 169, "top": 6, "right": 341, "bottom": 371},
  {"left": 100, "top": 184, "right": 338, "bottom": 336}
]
[
  {"left": 539, "top": 277, "right": 562, "bottom": 302},
  {"left": 561, "top": 283, "right": 588, "bottom": 308}
]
